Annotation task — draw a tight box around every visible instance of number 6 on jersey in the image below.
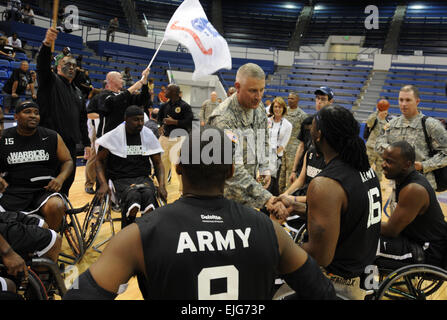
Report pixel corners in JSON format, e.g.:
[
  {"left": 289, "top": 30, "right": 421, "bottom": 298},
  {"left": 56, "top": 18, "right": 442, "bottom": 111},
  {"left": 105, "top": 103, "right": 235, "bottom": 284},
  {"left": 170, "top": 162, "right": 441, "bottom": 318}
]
[{"left": 367, "top": 187, "right": 381, "bottom": 228}]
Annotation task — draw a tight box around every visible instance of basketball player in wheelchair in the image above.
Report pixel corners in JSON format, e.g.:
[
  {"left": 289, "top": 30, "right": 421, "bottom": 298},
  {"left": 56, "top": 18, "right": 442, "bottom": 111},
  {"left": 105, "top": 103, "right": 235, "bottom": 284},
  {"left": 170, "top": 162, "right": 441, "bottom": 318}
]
[
  {"left": 0, "top": 101, "right": 74, "bottom": 231},
  {"left": 370, "top": 141, "right": 447, "bottom": 300},
  {"left": 95, "top": 105, "right": 167, "bottom": 229},
  {"left": 0, "top": 211, "right": 65, "bottom": 300}
]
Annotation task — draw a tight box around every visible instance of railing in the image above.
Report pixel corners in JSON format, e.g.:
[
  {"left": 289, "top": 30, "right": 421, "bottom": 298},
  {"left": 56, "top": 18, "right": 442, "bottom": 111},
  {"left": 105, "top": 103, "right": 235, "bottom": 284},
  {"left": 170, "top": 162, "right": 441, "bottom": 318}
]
[{"left": 294, "top": 49, "right": 379, "bottom": 61}]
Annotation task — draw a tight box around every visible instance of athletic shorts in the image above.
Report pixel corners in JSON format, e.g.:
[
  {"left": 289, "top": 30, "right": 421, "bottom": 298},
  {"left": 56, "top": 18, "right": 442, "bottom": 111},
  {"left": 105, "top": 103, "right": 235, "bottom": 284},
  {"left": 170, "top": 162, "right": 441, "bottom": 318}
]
[
  {"left": 0, "top": 211, "right": 57, "bottom": 258},
  {"left": 0, "top": 189, "right": 65, "bottom": 215}
]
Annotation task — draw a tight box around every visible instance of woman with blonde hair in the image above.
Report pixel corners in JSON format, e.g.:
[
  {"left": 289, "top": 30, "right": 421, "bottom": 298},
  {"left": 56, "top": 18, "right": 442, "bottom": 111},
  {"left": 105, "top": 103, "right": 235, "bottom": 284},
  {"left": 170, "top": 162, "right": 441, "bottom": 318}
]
[{"left": 267, "top": 97, "right": 292, "bottom": 195}]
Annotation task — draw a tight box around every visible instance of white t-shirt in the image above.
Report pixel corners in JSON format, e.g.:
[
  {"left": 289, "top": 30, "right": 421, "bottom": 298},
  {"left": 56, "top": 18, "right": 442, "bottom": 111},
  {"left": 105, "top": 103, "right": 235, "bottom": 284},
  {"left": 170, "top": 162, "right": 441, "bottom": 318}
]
[{"left": 8, "top": 37, "right": 21, "bottom": 48}]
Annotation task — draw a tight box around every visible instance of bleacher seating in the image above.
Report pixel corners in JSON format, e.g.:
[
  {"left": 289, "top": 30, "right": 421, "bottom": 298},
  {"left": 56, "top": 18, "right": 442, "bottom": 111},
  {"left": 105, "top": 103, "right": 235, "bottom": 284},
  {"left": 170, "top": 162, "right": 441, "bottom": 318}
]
[
  {"left": 398, "top": 2, "right": 447, "bottom": 57},
  {"left": 380, "top": 62, "right": 447, "bottom": 118},
  {"left": 60, "top": 0, "right": 129, "bottom": 32},
  {"left": 301, "top": 3, "right": 396, "bottom": 49},
  {"left": 264, "top": 59, "right": 372, "bottom": 114},
  {"left": 221, "top": 0, "right": 302, "bottom": 50}
]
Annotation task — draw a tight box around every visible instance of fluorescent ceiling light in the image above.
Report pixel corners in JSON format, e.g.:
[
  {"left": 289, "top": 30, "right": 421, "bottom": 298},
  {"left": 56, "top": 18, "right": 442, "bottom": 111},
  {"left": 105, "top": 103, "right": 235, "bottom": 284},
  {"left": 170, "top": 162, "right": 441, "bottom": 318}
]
[{"left": 284, "top": 3, "right": 297, "bottom": 9}]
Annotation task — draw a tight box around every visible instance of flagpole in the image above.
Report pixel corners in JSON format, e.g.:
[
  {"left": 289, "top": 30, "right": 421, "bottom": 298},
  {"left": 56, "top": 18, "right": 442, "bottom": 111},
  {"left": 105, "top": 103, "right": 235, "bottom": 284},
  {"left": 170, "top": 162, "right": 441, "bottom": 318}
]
[
  {"left": 141, "top": 38, "right": 165, "bottom": 81},
  {"left": 51, "top": 0, "right": 60, "bottom": 52},
  {"left": 148, "top": 38, "right": 165, "bottom": 68}
]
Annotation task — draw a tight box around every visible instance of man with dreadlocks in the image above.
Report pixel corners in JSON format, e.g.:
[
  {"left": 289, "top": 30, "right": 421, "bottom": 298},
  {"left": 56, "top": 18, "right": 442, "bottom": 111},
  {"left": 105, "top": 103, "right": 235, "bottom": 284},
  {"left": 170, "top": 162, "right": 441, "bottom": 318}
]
[{"left": 275, "top": 105, "right": 382, "bottom": 300}]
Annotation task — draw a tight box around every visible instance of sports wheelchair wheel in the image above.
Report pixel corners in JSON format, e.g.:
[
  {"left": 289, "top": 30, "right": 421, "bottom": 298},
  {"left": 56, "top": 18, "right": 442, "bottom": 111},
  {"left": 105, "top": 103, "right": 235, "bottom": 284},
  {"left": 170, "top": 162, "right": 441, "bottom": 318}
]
[
  {"left": 82, "top": 194, "right": 110, "bottom": 250},
  {"left": 1, "top": 257, "right": 66, "bottom": 300},
  {"left": 58, "top": 197, "right": 89, "bottom": 266},
  {"left": 375, "top": 264, "right": 447, "bottom": 300}
]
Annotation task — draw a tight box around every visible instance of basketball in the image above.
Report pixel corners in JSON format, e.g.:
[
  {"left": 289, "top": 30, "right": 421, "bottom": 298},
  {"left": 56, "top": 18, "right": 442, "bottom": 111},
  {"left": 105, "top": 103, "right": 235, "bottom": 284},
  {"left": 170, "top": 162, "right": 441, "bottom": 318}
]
[{"left": 377, "top": 99, "right": 390, "bottom": 112}]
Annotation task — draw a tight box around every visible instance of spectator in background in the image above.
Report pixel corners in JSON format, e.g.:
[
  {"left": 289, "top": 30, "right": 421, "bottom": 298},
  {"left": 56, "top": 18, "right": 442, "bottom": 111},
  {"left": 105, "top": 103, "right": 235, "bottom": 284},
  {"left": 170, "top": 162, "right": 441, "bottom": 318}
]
[
  {"left": 121, "top": 67, "right": 132, "bottom": 87},
  {"left": 267, "top": 97, "right": 292, "bottom": 196},
  {"left": 157, "top": 85, "right": 168, "bottom": 103},
  {"left": 22, "top": 4, "right": 35, "bottom": 25},
  {"left": 375, "top": 85, "right": 447, "bottom": 191},
  {"left": 37, "top": 27, "right": 91, "bottom": 196},
  {"left": 227, "top": 86, "right": 236, "bottom": 97},
  {"left": 144, "top": 107, "right": 159, "bottom": 138},
  {"left": 199, "top": 91, "right": 218, "bottom": 126},
  {"left": 96, "top": 68, "right": 151, "bottom": 138},
  {"left": 54, "top": 47, "right": 71, "bottom": 68},
  {"left": 76, "top": 55, "right": 83, "bottom": 69},
  {"left": 365, "top": 106, "right": 389, "bottom": 182},
  {"left": 157, "top": 84, "right": 193, "bottom": 189},
  {"left": 106, "top": 17, "right": 119, "bottom": 42},
  {"left": 0, "top": 36, "right": 16, "bottom": 61},
  {"left": 74, "top": 66, "right": 93, "bottom": 100},
  {"left": 6, "top": 0, "right": 22, "bottom": 22},
  {"left": 7, "top": 33, "right": 25, "bottom": 54},
  {"left": 25, "top": 70, "right": 37, "bottom": 96},
  {"left": 1, "top": 60, "right": 35, "bottom": 114},
  {"left": 148, "top": 77, "right": 155, "bottom": 103}
]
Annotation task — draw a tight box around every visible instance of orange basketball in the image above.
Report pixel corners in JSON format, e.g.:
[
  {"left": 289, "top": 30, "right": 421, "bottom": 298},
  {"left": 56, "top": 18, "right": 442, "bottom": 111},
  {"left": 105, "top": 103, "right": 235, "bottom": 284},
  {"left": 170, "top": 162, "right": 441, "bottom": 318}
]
[{"left": 377, "top": 99, "right": 390, "bottom": 112}]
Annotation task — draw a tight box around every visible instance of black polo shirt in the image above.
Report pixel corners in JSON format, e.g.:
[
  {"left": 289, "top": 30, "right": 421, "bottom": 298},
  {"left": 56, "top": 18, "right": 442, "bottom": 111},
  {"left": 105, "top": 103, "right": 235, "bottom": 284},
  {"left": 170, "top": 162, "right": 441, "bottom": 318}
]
[{"left": 157, "top": 99, "right": 193, "bottom": 137}]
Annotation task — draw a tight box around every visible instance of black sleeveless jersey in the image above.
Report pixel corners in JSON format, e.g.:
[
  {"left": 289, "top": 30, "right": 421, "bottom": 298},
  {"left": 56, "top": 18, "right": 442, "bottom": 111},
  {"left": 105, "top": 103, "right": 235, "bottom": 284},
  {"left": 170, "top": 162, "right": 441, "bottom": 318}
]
[
  {"left": 305, "top": 147, "right": 326, "bottom": 186},
  {"left": 0, "top": 127, "right": 59, "bottom": 192},
  {"left": 317, "top": 158, "right": 382, "bottom": 278},
  {"left": 397, "top": 170, "right": 447, "bottom": 265},
  {"left": 135, "top": 196, "right": 280, "bottom": 300}
]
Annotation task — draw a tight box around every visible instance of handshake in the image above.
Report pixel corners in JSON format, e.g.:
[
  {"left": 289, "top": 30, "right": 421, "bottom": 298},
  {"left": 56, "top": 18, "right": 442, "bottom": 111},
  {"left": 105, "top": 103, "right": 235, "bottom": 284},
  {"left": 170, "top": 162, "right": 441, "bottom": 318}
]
[{"left": 265, "top": 194, "right": 307, "bottom": 224}]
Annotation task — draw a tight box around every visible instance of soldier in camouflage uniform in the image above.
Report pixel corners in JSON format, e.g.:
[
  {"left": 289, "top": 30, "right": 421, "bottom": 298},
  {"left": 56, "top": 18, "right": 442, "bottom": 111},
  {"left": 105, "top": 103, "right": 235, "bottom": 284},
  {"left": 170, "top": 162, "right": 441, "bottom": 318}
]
[
  {"left": 208, "top": 63, "right": 285, "bottom": 214},
  {"left": 199, "top": 91, "right": 219, "bottom": 126},
  {"left": 365, "top": 108, "right": 388, "bottom": 181},
  {"left": 278, "top": 92, "right": 307, "bottom": 193},
  {"left": 376, "top": 85, "right": 447, "bottom": 191}
]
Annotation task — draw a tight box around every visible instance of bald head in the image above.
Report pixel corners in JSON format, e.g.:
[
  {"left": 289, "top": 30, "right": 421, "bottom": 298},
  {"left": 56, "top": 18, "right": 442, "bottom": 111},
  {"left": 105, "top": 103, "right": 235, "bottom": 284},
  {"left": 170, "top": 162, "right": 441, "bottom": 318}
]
[
  {"left": 210, "top": 91, "right": 217, "bottom": 102},
  {"left": 106, "top": 71, "right": 124, "bottom": 92}
]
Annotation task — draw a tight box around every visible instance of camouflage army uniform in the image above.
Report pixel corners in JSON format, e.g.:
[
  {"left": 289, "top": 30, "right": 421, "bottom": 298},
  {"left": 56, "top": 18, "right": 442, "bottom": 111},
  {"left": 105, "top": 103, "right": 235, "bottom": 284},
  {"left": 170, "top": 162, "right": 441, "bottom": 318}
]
[
  {"left": 207, "top": 93, "right": 272, "bottom": 209},
  {"left": 278, "top": 106, "right": 307, "bottom": 193},
  {"left": 375, "top": 112, "right": 447, "bottom": 190},
  {"left": 199, "top": 99, "right": 219, "bottom": 124},
  {"left": 365, "top": 111, "right": 386, "bottom": 181}
]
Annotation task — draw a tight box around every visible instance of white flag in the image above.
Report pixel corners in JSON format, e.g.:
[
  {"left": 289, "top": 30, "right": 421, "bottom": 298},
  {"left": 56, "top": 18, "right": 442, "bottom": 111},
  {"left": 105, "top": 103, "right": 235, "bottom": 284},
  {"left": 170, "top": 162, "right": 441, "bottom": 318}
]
[{"left": 163, "top": 0, "right": 232, "bottom": 81}]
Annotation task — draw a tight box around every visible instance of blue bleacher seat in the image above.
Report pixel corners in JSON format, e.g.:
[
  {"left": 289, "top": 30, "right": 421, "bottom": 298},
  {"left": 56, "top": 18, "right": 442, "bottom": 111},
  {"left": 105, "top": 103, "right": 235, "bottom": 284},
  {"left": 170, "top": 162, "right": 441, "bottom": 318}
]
[
  {"left": 0, "top": 60, "right": 10, "bottom": 71},
  {"left": 0, "top": 71, "right": 9, "bottom": 80},
  {"left": 14, "top": 52, "right": 28, "bottom": 61},
  {"left": 10, "top": 61, "right": 22, "bottom": 70}
]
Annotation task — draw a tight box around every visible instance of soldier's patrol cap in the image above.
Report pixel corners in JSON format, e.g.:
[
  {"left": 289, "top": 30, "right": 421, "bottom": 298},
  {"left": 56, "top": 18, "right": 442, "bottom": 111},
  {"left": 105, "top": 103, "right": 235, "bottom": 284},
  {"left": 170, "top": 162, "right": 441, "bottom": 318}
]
[{"left": 314, "top": 86, "right": 334, "bottom": 100}]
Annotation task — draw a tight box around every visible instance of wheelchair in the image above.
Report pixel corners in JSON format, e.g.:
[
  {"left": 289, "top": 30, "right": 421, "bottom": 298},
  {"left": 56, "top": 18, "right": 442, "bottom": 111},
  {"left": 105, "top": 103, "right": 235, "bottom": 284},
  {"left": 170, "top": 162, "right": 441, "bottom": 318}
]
[
  {"left": 372, "top": 260, "right": 447, "bottom": 300},
  {"left": 89, "top": 178, "right": 166, "bottom": 254},
  {"left": 58, "top": 192, "right": 116, "bottom": 263},
  {"left": 0, "top": 257, "right": 67, "bottom": 300},
  {"left": 374, "top": 191, "right": 447, "bottom": 300}
]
